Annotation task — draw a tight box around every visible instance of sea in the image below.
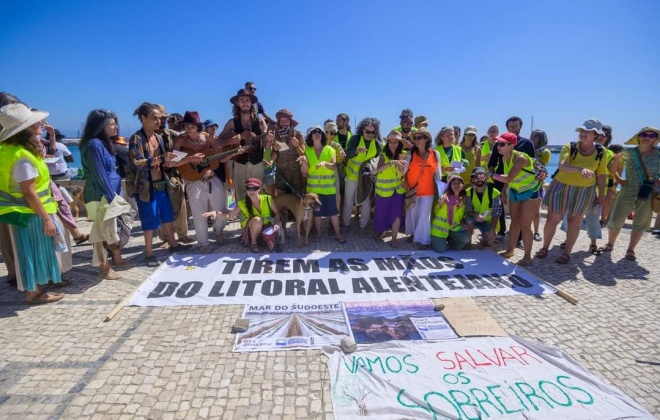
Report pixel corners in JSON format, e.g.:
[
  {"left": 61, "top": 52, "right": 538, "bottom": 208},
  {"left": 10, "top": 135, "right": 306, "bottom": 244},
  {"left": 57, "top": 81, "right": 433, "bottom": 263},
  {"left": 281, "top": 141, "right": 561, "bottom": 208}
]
[{"left": 66, "top": 143, "right": 562, "bottom": 183}]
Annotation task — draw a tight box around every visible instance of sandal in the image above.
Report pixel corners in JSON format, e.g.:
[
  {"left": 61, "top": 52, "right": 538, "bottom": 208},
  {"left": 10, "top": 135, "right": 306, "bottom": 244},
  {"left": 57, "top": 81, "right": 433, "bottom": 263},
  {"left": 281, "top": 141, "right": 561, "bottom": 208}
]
[
  {"left": 391, "top": 240, "right": 400, "bottom": 248},
  {"left": 499, "top": 250, "right": 515, "bottom": 259},
  {"left": 100, "top": 269, "right": 122, "bottom": 280},
  {"left": 599, "top": 243, "right": 614, "bottom": 253},
  {"left": 625, "top": 249, "right": 636, "bottom": 262},
  {"left": 336, "top": 237, "right": 346, "bottom": 244},
  {"left": 251, "top": 244, "right": 260, "bottom": 253},
  {"left": 588, "top": 244, "right": 599, "bottom": 255},
  {"left": 516, "top": 258, "right": 533, "bottom": 267},
  {"left": 27, "top": 291, "right": 64, "bottom": 304},
  {"left": 144, "top": 256, "right": 160, "bottom": 268},
  {"left": 74, "top": 233, "right": 90, "bottom": 245},
  {"left": 556, "top": 253, "right": 571, "bottom": 264},
  {"left": 534, "top": 248, "right": 549, "bottom": 258},
  {"left": 559, "top": 242, "right": 566, "bottom": 249}
]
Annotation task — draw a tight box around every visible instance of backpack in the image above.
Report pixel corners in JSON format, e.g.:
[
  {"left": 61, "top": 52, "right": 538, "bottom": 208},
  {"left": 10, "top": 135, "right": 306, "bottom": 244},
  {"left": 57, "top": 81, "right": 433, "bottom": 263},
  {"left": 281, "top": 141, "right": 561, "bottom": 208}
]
[{"left": 551, "top": 142, "right": 604, "bottom": 179}]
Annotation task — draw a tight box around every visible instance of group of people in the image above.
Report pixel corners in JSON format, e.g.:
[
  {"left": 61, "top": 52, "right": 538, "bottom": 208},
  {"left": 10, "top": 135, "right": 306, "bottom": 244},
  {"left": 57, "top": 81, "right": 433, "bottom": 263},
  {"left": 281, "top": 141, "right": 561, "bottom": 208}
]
[{"left": 0, "top": 85, "right": 658, "bottom": 304}]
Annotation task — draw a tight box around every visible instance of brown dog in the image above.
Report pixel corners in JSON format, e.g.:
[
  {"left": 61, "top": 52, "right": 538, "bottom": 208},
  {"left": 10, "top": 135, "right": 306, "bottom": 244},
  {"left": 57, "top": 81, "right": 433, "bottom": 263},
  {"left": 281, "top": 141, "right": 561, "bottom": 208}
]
[
  {"left": 67, "top": 185, "right": 88, "bottom": 220},
  {"left": 274, "top": 193, "right": 322, "bottom": 247}
]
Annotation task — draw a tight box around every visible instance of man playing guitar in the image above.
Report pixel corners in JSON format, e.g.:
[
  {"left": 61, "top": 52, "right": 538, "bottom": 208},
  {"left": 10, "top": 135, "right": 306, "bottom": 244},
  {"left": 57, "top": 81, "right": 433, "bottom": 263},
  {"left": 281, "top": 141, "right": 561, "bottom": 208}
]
[
  {"left": 218, "top": 88, "right": 275, "bottom": 201},
  {"left": 174, "top": 111, "right": 239, "bottom": 253}
]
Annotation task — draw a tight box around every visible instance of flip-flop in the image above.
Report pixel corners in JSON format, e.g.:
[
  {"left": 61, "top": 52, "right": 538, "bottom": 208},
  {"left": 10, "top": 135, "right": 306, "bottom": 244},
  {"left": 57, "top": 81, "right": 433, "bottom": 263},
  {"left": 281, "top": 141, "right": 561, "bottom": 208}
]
[
  {"left": 27, "top": 292, "right": 64, "bottom": 304},
  {"left": 336, "top": 237, "right": 346, "bottom": 244}
]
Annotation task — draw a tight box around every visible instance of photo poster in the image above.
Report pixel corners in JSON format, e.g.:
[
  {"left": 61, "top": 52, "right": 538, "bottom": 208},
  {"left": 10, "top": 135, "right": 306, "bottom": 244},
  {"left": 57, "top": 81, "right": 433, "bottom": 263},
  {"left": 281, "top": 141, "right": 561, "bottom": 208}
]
[
  {"left": 325, "top": 336, "right": 653, "bottom": 420},
  {"left": 233, "top": 302, "right": 349, "bottom": 352},
  {"left": 343, "top": 300, "right": 458, "bottom": 344}
]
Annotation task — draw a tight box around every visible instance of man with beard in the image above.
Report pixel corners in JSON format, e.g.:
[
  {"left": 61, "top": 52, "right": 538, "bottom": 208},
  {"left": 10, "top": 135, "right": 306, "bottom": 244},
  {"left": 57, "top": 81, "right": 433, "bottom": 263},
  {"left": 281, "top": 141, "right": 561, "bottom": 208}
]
[
  {"left": 336, "top": 113, "right": 352, "bottom": 150},
  {"left": 391, "top": 109, "right": 418, "bottom": 148},
  {"left": 273, "top": 109, "right": 306, "bottom": 196},
  {"left": 155, "top": 104, "right": 193, "bottom": 245},
  {"left": 219, "top": 89, "right": 273, "bottom": 201},
  {"left": 464, "top": 167, "right": 502, "bottom": 247}
]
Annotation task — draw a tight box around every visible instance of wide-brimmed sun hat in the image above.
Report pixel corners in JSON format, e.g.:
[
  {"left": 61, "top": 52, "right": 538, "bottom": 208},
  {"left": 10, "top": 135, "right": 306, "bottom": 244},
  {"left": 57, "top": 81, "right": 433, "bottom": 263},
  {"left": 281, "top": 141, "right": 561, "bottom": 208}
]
[
  {"left": 575, "top": 118, "right": 604, "bottom": 135},
  {"left": 0, "top": 103, "right": 49, "bottom": 142},
  {"left": 230, "top": 88, "right": 258, "bottom": 105},
  {"left": 625, "top": 126, "right": 660, "bottom": 147},
  {"left": 411, "top": 128, "right": 433, "bottom": 142},
  {"left": 275, "top": 109, "right": 299, "bottom": 127},
  {"left": 384, "top": 130, "right": 406, "bottom": 144},
  {"left": 306, "top": 125, "right": 324, "bottom": 136},
  {"left": 180, "top": 111, "right": 203, "bottom": 127}
]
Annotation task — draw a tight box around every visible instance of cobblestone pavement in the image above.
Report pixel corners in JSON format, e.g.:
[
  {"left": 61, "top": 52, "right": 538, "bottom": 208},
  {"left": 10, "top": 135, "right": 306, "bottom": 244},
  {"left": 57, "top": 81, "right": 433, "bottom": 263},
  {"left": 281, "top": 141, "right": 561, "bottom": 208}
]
[{"left": 0, "top": 211, "right": 658, "bottom": 419}]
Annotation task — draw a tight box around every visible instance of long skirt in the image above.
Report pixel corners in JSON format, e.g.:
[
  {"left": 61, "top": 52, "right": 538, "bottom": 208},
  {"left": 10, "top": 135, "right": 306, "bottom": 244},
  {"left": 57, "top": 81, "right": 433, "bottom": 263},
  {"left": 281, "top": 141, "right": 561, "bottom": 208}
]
[
  {"left": 374, "top": 193, "right": 404, "bottom": 235},
  {"left": 9, "top": 214, "right": 61, "bottom": 292}
]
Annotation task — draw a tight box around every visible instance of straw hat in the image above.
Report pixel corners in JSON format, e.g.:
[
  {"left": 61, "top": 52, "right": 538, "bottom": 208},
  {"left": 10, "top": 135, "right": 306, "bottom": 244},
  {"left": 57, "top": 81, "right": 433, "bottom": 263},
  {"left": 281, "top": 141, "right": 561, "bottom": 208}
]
[
  {"left": 411, "top": 128, "right": 433, "bottom": 142},
  {"left": 0, "top": 104, "right": 49, "bottom": 142},
  {"left": 275, "top": 109, "right": 299, "bottom": 127},
  {"left": 384, "top": 130, "right": 406, "bottom": 144},
  {"left": 625, "top": 126, "right": 660, "bottom": 147}
]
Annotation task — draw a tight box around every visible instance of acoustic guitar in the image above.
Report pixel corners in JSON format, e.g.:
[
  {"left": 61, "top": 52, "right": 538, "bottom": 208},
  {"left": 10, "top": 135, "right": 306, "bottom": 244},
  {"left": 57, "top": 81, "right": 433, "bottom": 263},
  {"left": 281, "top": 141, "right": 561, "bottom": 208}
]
[{"left": 179, "top": 144, "right": 254, "bottom": 182}]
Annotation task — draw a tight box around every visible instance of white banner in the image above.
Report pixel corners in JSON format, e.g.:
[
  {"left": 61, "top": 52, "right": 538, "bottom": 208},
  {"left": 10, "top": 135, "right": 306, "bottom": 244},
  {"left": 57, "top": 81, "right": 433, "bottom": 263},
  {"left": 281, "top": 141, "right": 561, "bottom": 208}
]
[
  {"left": 128, "top": 250, "right": 555, "bottom": 307},
  {"left": 325, "top": 336, "right": 653, "bottom": 420},
  {"left": 233, "top": 302, "right": 349, "bottom": 352}
]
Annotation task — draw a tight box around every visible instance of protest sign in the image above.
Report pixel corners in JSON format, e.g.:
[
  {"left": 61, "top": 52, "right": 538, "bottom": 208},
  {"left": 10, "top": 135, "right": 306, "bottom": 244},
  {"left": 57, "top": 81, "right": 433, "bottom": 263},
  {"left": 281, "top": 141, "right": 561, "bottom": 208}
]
[
  {"left": 325, "top": 336, "right": 652, "bottom": 419},
  {"left": 344, "top": 300, "right": 457, "bottom": 344},
  {"left": 233, "top": 302, "right": 348, "bottom": 352},
  {"left": 128, "top": 250, "right": 555, "bottom": 307}
]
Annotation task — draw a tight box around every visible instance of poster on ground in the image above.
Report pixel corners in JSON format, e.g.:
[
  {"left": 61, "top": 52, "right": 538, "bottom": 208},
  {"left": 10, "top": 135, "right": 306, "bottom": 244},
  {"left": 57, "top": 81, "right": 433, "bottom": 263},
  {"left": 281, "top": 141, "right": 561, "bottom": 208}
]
[
  {"left": 324, "top": 336, "right": 653, "bottom": 419},
  {"left": 344, "top": 300, "right": 458, "bottom": 344},
  {"left": 233, "top": 302, "right": 348, "bottom": 352},
  {"left": 128, "top": 250, "right": 555, "bottom": 307}
]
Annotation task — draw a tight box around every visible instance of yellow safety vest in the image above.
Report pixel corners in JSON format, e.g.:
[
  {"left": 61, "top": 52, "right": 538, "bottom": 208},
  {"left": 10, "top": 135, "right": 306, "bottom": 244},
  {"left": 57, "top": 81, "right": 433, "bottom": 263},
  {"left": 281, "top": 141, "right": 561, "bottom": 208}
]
[
  {"left": 481, "top": 141, "right": 493, "bottom": 167},
  {"left": 504, "top": 151, "right": 538, "bottom": 193},
  {"left": 466, "top": 186, "right": 500, "bottom": 222},
  {"left": 435, "top": 144, "right": 463, "bottom": 168},
  {"left": 431, "top": 200, "right": 465, "bottom": 239},
  {"left": 345, "top": 136, "right": 377, "bottom": 181},
  {"left": 0, "top": 144, "right": 57, "bottom": 216},
  {"left": 305, "top": 146, "right": 336, "bottom": 195},
  {"left": 375, "top": 155, "right": 406, "bottom": 197},
  {"left": 237, "top": 194, "right": 272, "bottom": 228}
]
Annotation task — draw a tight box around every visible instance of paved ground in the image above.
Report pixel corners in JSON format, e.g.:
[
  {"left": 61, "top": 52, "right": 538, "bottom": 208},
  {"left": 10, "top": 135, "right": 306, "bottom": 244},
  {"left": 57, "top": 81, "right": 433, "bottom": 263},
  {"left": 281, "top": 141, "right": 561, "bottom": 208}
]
[{"left": 0, "top": 211, "right": 658, "bottom": 419}]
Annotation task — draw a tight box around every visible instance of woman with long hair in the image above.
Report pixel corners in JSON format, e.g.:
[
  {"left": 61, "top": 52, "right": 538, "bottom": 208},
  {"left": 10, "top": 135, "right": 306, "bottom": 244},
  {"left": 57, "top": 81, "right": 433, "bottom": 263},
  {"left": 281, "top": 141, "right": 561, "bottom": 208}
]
[
  {"left": 203, "top": 178, "right": 281, "bottom": 252},
  {"left": 343, "top": 118, "right": 382, "bottom": 229},
  {"left": 0, "top": 104, "right": 64, "bottom": 303},
  {"left": 374, "top": 131, "right": 408, "bottom": 248},
  {"left": 603, "top": 127, "right": 659, "bottom": 261},
  {"left": 490, "top": 132, "right": 542, "bottom": 266},
  {"left": 404, "top": 129, "right": 442, "bottom": 249},
  {"left": 431, "top": 175, "right": 470, "bottom": 252},
  {"left": 536, "top": 120, "right": 607, "bottom": 264},
  {"left": 80, "top": 109, "right": 134, "bottom": 279}
]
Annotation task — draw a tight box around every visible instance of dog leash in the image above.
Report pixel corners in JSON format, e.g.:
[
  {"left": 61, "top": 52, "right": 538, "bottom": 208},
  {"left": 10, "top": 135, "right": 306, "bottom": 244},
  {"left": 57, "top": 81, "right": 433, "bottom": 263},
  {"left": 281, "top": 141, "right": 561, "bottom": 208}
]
[{"left": 275, "top": 172, "right": 304, "bottom": 200}]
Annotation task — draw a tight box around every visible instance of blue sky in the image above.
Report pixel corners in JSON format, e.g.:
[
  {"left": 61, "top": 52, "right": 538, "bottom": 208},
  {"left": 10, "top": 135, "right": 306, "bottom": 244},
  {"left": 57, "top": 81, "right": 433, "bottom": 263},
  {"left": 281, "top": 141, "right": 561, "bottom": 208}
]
[{"left": 2, "top": 0, "right": 658, "bottom": 144}]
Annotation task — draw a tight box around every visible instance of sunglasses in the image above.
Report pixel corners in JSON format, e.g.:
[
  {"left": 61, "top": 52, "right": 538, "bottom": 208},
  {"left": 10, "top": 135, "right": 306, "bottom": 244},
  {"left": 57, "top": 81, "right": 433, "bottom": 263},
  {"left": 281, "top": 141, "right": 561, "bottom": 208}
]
[
  {"left": 639, "top": 132, "right": 658, "bottom": 139},
  {"left": 246, "top": 186, "right": 260, "bottom": 191},
  {"left": 326, "top": 131, "right": 337, "bottom": 135},
  {"left": 364, "top": 129, "right": 376, "bottom": 135},
  {"left": 413, "top": 135, "right": 427, "bottom": 141},
  {"left": 311, "top": 130, "right": 323, "bottom": 135},
  {"left": 496, "top": 142, "right": 512, "bottom": 147},
  {"left": 248, "top": 87, "right": 257, "bottom": 91}
]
